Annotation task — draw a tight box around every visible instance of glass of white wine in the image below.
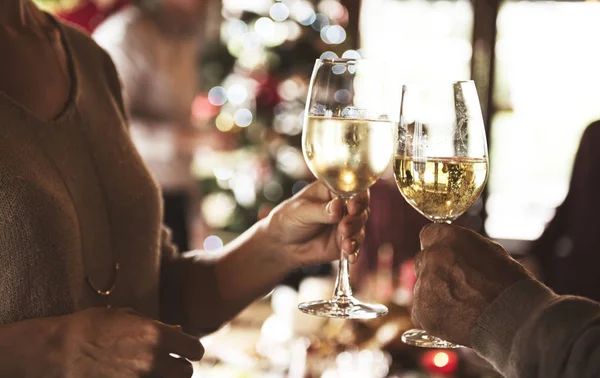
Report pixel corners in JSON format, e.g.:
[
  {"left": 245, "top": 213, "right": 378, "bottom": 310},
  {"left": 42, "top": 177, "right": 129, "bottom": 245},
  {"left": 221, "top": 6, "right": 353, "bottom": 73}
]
[
  {"left": 393, "top": 81, "right": 489, "bottom": 347},
  {"left": 299, "top": 58, "right": 394, "bottom": 319}
]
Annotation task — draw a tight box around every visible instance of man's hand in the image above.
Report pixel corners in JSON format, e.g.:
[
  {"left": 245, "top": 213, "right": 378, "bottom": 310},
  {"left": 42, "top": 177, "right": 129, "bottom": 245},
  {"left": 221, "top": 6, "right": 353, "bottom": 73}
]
[
  {"left": 265, "top": 182, "right": 369, "bottom": 269},
  {"left": 412, "top": 224, "right": 533, "bottom": 346}
]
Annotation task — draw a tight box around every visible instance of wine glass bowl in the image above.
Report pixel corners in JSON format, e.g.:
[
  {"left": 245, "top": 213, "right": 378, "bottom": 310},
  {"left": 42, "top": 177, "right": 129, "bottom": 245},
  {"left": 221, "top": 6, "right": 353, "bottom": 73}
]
[
  {"left": 393, "top": 80, "right": 489, "bottom": 347},
  {"left": 299, "top": 58, "right": 394, "bottom": 319}
]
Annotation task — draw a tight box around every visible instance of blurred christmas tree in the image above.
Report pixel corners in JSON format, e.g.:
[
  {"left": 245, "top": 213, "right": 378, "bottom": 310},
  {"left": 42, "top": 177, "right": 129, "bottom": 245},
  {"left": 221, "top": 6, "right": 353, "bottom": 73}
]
[{"left": 193, "top": 0, "right": 361, "bottom": 250}]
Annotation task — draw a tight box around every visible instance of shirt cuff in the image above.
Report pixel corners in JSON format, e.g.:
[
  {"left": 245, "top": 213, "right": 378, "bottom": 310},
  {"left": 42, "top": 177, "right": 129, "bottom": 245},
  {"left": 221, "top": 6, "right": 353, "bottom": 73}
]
[{"left": 470, "top": 279, "right": 556, "bottom": 372}]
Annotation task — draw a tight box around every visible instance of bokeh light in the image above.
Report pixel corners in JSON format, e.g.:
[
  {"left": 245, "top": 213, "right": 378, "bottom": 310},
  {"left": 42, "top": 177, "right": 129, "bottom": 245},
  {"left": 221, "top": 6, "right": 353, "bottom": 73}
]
[
  {"left": 234, "top": 108, "right": 253, "bottom": 127},
  {"left": 320, "top": 51, "right": 338, "bottom": 60},
  {"left": 213, "top": 167, "right": 234, "bottom": 180},
  {"left": 208, "top": 86, "right": 228, "bottom": 106},
  {"left": 433, "top": 352, "right": 450, "bottom": 368},
  {"left": 269, "top": 2, "right": 290, "bottom": 22},
  {"left": 201, "top": 192, "right": 237, "bottom": 228},
  {"left": 311, "top": 13, "right": 330, "bottom": 31},
  {"left": 277, "top": 146, "right": 306, "bottom": 178},
  {"left": 224, "top": 19, "right": 248, "bottom": 40},
  {"left": 192, "top": 95, "right": 218, "bottom": 121},
  {"left": 321, "top": 25, "right": 346, "bottom": 44},
  {"left": 332, "top": 64, "right": 346, "bottom": 75},
  {"left": 264, "top": 181, "right": 284, "bottom": 202},
  {"left": 278, "top": 79, "right": 301, "bottom": 101},
  {"left": 227, "top": 84, "right": 248, "bottom": 104},
  {"left": 231, "top": 173, "right": 257, "bottom": 207},
  {"left": 274, "top": 114, "right": 303, "bottom": 136},
  {"left": 264, "top": 22, "right": 289, "bottom": 47},
  {"left": 215, "top": 112, "right": 235, "bottom": 132},
  {"left": 334, "top": 89, "right": 351, "bottom": 103},
  {"left": 292, "top": 180, "right": 309, "bottom": 195},
  {"left": 318, "top": 0, "right": 346, "bottom": 22},
  {"left": 238, "top": 50, "right": 267, "bottom": 70},
  {"left": 255, "top": 17, "right": 275, "bottom": 39},
  {"left": 284, "top": 20, "right": 302, "bottom": 41},
  {"left": 342, "top": 49, "right": 361, "bottom": 59},
  {"left": 226, "top": 37, "right": 244, "bottom": 57},
  {"left": 203, "top": 235, "right": 224, "bottom": 253},
  {"left": 292, "top": 1, "right": 316, "bottom": 26},
  {"left": 242, "top": 31, "right": 262, "bottom": 51}
]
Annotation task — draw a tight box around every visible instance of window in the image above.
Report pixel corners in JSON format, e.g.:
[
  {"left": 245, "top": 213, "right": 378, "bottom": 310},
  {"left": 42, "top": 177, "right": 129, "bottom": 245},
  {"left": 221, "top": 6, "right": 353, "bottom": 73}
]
[
  {"left": 486, "top": 1, "right": 600, "bottom": 240},
  {"left": 361, "top": 0, "right": 473, "bottom": 87}
]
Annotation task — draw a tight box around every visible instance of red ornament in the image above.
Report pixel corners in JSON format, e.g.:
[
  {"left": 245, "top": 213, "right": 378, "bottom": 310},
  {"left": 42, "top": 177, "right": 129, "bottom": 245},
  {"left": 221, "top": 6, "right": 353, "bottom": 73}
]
[{"left": 255, "top": 76, "right": 281, "bottom": 109}]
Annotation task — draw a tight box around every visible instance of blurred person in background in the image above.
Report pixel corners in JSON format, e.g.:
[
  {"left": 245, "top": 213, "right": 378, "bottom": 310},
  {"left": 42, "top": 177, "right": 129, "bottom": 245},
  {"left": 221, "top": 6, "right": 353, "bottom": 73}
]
[
  {"left": 526, "top": 121, "right": 600, "bottom": 301},
  {"left": 56, "top": 0, "right": 130, "bottom": 33},
  {"left": 352, "top": 179, "right": 427, "bottom": 293},
  {"left": 94, "top": 0, "right": 231, "bottom": 251},
  {"left": 0, "top": 1, "right": 369, "bottom": 376}
]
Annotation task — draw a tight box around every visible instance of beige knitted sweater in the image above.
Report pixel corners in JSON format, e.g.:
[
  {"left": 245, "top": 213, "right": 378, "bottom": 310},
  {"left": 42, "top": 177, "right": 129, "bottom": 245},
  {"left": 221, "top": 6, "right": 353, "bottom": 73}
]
[{"left": 0, "top": 21, "right": 175, "bottom": 324}]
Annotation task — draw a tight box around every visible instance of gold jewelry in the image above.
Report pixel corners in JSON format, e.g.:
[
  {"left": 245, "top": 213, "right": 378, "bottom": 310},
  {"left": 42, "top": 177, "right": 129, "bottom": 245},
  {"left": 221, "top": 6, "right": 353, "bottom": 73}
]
[{"left": 86, "top": 263, "right": 120, "bottom": 307}]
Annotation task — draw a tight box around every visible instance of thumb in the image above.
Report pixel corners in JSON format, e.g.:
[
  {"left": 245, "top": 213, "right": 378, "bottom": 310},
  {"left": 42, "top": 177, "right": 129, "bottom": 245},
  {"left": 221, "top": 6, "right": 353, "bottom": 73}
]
[
  {"left": 293, "top": 181, "right": 333, "bottom": 202},
  {"left": 293, "top": 197, "right": 344, "bottom": 225},
  {"left": 419, "top": 223, "right": 451, "bottom": 249}
]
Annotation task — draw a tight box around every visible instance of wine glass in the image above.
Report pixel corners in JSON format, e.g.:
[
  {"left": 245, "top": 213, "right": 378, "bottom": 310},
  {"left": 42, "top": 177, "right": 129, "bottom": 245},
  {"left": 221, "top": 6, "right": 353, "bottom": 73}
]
[
  {"left": 299, "top": 58, "right": 394, "bottom": 319},
  {"left": 393, "top": 80, "right": 489, "bottom": 348}
]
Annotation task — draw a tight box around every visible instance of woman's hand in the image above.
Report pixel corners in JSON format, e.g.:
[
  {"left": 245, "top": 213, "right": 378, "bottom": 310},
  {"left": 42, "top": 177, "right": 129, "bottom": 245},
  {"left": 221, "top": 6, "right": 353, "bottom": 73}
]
[
  {"left": 62, "top": 307, "right": 204, "bottom": 378},
  {"left": 157, "top": 181, "right": 370, "bottom": 333},
  {"left": 265, "top": 181, "right": 370, "bottom": 268}
]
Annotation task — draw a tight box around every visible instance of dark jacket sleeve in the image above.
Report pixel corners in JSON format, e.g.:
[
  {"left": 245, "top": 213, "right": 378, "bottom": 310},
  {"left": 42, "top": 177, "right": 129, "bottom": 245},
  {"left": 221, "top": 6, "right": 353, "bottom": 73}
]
[{"left": 471, "top": 279, "right": 600, "bottom": 378}]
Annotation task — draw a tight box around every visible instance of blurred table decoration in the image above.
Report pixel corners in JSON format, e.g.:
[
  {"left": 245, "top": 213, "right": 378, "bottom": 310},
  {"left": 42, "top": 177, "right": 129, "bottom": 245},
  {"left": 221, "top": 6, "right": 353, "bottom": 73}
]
[{"left": 193, "top": 258, "right": 502, "bottom": 378}]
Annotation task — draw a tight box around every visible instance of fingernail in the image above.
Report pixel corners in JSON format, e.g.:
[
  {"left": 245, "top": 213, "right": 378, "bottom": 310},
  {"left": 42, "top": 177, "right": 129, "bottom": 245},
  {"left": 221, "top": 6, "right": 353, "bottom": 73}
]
[
  {"left": 343, "top": 241, "right": 357, "bottom": 260},
  {"left": 326, "top": 200, "right": 334, "bottom": 215},
  {"left": 348, "top": 253, "right": 358, "bottom": 264}
]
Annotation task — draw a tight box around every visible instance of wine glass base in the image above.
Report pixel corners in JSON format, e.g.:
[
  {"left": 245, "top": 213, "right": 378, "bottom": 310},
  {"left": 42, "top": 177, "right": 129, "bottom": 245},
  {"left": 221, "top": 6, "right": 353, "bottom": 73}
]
[
  {"left": 298, "top": 297, "right": 388, "bottom": 319},
  {"left": 401, "top": 329, "right": 463, "bottom": 348}
]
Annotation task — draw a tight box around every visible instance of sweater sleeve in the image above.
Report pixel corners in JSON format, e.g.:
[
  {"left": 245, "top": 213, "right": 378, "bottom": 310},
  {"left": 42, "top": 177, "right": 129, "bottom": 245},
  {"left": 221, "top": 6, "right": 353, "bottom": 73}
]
[{"left": 471, "top": 279, "right": 600, "bottom": 378}]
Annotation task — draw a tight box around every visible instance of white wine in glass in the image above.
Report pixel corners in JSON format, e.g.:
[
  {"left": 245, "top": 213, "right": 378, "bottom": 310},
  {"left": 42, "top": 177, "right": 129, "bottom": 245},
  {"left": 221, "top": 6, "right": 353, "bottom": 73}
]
[
  {"left": 299, "top": 58, "right": 394, "bottom": 319},
  {"left": 305, "top": 117, "right": 393, "bottom": 194},
  {"left": 393, "top": 81, "right": 489, "bottom": 347},
  {"left": 394, "top": 156, "right": 488, "bottom": 223}
]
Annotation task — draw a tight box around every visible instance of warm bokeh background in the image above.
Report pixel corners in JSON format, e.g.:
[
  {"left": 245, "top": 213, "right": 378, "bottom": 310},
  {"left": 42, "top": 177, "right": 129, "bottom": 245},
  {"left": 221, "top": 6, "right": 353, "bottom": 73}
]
[{"left": 37, "top": 0, "right": 600, "bottom": 376}]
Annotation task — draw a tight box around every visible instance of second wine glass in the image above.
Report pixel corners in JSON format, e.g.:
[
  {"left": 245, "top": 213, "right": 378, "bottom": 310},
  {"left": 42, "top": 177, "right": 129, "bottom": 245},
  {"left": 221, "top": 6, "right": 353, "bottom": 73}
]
[
  {"left": 393, "top": 80, "right": 489, "bottom": 347},
  {"left": 299, "top": 58, "right": 394, "bottom": 319}
]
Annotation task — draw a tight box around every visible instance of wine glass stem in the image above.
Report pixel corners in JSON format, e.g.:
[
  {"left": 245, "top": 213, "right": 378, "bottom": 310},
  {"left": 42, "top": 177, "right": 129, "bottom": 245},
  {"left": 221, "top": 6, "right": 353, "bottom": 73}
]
[{"left": 332, "top": 197, "right": 353, "bottom": 301}]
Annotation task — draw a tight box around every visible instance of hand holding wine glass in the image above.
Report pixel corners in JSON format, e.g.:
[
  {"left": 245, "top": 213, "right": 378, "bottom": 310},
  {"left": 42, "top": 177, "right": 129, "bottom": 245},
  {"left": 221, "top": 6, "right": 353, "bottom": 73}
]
[
  {"left": 393, "top": 80, "right": 489, "bottom": 347},
  {"left": 299, "top": 58, "right": 395, "bottom": 319},
  {"left": 412, "top": 223, "right": 533, "bottom": 347}
]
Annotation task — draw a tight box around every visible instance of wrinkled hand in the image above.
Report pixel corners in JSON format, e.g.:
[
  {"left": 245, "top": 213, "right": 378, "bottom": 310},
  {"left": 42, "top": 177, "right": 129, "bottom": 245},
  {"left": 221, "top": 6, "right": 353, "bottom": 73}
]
[
  {"left": 266, "top": 181, "right": 369, "bottom": 268},
  {"left": 63, "top": 307, "right": 204, "bottom": 378},
  {"left": 412, "top": 224, "right": 533, "bottom": 346}
]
